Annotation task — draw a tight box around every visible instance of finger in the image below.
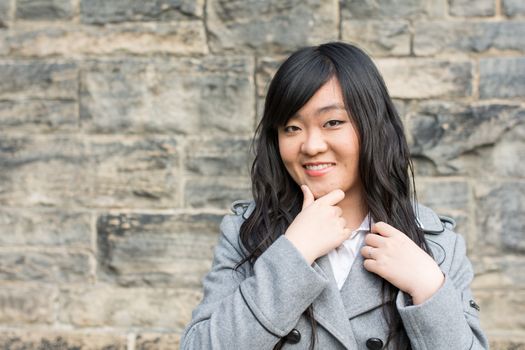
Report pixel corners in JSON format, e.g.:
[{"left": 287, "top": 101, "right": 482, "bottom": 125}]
[
  {"left": 363, "top": 258, "right": 379, "bottom": 274},
  {"left": 360, "top": 245, "right": 375, "bottom": 260},
  {"left": 364, "top": 233, "right": 385, "bottom": 248},
  {"left": 371, "top": 222, "right": 399, "bottom": 237},
  {"left": 315, "top": 189, "right": 345, "bottom": 206},
  {"left": 301, "top": 185, "right": 315, "bottom": 209},
  {"left": 333, "top": 205, "right": 343, "bottom": 217}
]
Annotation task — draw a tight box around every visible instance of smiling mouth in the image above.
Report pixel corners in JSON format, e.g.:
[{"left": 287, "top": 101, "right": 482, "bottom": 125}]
[{"left": 303, "top": 163, "right": 336, "bottom": 170}]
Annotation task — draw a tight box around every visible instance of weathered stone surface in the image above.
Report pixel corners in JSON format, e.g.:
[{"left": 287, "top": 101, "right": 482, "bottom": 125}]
[
  {"left": 480, "top": 57, "right": 525, "bottom": 98},
  {"left": 341, "top": 20, "right": 410, "bottom": 56},
  {"left": 0, "top": 136, "right": 91, "bottom": 207},
  {"left": 0, "top": 251, "right": 92, "bottom": 283},
  {"left": 89, "top": 137, "right": 179, "bottom": 209},
  {"left": 206, "top": 0, "right": 338, "bottom": 54},
  {"left": 474, "top": 182, "right": 525, "bottom": 254},
  {"left": 414, "top": 21, "right": 525, "bottom": 55},
  {"left": 407, "top": 102, "right": 524, "bottom": 174},
  {"left": 5, "top": 22, "right": 207, "bottom": 57},
  {"left": 0, "top": 331, "right": 127, "bottom": 349},
  {"left": 472, "top": 256, "right": 525, "bottom": 290},
  {"left": 0, "top": 285, "right": 55, "bottom": 324},
  {"left": 136, "top": 333, "right": 180, "bottom": 349},
  {"left": 415, "top": 179, "right": 469, "bottom": 211},
  {"left": 80, "top": 57, "right": 254, "bottom": 134},
  {"left": 184, "top": 177, "right": 251, "bottom": 209},
  {"left": 255, "top": 56, "right": 284, "bottom": 98},
  {"left": 503, "top": 0, "right": 525, "bottom": 17},
  {"left": 341, "top": 0, "right": 427, "bottom": 19},
  {"left": 449, "top": 0, "right": 494, "bottom": 17},
  {"left": 376, "top": 58, "right": 472, "bottom": 99},
  {"left": 0, "top": 61, "right": 77, "bottom": 99},
  {"left": 59, "top": 286, "right": 201, "bottom": 328},
  {"left": 0, "top": 0, "right": 12, "bottom": 27},
  {"left": 489, "top": 339, "right": 525, "bottom": 350},
  {"left": 185, "top": 137, "right": 252, "bottom": 177},
  {"left": 81, "top": 0, "right": 204, "bottom": 23},
  {"left": 0, "top": 209, "right": 91, "bottom": 247},
  {"left": 16, "top": 0, "right": 74, "bottom": 20},
  {"left": 96, "top": 212, "right": 221, "bottom": 287},
  {"left": 0, "top": 100, "right": 78, "bottom": 132},
  {"left": 476, "top": 290, "right": 525, "bottom": 332}
]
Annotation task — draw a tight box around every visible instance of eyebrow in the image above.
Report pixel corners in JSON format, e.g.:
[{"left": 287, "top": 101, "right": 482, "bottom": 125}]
[{"left": 292, "top": 103, "right": 347, "bottom": 121}]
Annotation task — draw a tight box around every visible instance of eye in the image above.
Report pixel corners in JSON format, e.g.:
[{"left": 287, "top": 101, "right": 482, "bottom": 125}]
[
  {"left": 324, "top": 120, "right": 345, "bottom": 128},
  {"left": 283, "top": 125, "right": 301, "bottom": 133}
]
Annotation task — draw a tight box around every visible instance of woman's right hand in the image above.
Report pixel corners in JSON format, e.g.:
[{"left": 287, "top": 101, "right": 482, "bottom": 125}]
[{"left": 284, "top": 185, "right": 352, "bottom": 265}]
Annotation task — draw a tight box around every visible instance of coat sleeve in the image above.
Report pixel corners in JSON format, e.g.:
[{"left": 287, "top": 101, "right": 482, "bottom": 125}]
[
  {"left": 395, "top": 232, "right": 489, "bottom": 350},
  {"left": 180, "top": 214, "right": 330, "bottom": 350}
]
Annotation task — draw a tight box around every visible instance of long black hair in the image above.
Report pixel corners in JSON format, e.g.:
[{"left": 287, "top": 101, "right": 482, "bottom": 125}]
[{"left": 235, "top": 42, "right": 429, "bottom": 350}]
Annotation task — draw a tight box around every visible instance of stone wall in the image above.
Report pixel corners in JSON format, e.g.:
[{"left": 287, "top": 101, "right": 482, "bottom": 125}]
[{"left": 0, "top": 0, "right": 523, "bottom": 348}]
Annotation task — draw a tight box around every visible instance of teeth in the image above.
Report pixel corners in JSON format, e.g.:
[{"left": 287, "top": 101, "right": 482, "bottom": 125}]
[{"left": 305, "top": 164, "right": 333, "bottom": 170}]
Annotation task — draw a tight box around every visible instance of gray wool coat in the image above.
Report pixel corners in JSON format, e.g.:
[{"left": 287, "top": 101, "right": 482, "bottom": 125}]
[{"left": 180, "top": 201, "right": 489, "bottom": 350}]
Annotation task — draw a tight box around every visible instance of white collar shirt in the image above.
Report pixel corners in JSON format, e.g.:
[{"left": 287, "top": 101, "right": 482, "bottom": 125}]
[{"left": 327, "top": 214, "right": 372, "bottom": 290}]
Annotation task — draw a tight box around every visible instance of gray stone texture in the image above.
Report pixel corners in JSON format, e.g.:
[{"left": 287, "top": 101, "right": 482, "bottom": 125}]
[
  {"left": 449, "top": 0, "right": 494, "bottom": 17},
  {"left": 16, "top": 0, "right": 74, "bottom": 20},
  {"left": 376, "top": 58, "right": 472, "bottom": 99},
  {"left": 480, "top": 57, "right": 525, "bottom": 98},
  {"left": 96, "top": 212, "right": 222, "bottom": 287},
  {"left": 206, "top": 0, "right": 339, "bottom": 54},
  {"left": 0, "top": 331, "right": 127, "bottom": 349},
  {"left": 0, "top": 0, "right": 523, "bottom": 345},
  {"left": 342, "top": 20, "right": 411, "bottom": 56},
  {"left": 503, "top": 0, "right": 525, "bottom": 17},
  {"left": 414, "top": 21, "right": 525, "bottom": 55},
  {"left": 80, "top": 0, "right": 204, "bottom": 24},
  {"left": 80, "top": 57, "right": 254, "bottom": 135}
]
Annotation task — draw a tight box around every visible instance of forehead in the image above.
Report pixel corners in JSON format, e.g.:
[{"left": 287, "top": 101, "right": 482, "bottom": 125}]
[{"left": 292, "top": 78, "right": 347, "bottom": 120}]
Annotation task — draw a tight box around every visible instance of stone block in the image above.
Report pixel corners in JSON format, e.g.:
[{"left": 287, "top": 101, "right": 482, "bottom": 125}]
[
  {"left": 474, "top": 182, "right": 525, "bottom": 254},
  {"left": 503, "top": 0, "right": 525, "bottom": 17},
  {"left": 206, "top": 0, "right": 338, "bottom": 54},
  {"left": 341, "top": 0, "right": 427, "bottom": 19},
  {"left": 16, "top": 0, "right": 74, "bottom": 20},
  {"left": 255, "top": 56, "right": 284, "bottom": 98},
  {"left": 135, "top": 333, "right": 180, "bottom": 349},
  {"left": 415, "top": 179, "right": 469, "bottom": 211},
  {"left": 184, "top": 177, "right": 251, "bottom": 209},
  {"left": 376, "top": 58, "right": 472, "bottom": 99},
  {"left": 5, "top": 22, "right": 207, "bottom": 57},
  {"left": 341, "top": 20, "right": 410, "bottom": 56},
  {"left": 480, "top": 57, "right": 525, "bottom": 99},
  {"left": 59, "top": 286, "right": 201, "bottom": 328},
  {"left": 449, "top": 0, "right": 494, "bottom": 17},
  {"left": 0, "top": 61, "right": 78, "bottom": 100},
  {"left": 81, "top": 0, "right": 204, "bottom": 24},
  {"left": 489, "top": 339, "right": 525, "bottom": 350},
  {"left": 88, "top": 137, "right": 179, "bottom": 209},
  {"left": 0, "top": 251, "right": 92, "bottom": 283},
  {"left": 0, "top": 285, "right": 55, "bottom": 324},
  {"left": 0, "top": 330, "right": 127, "bottom": 349},
  {"left": 471, "top": 256, "right": 525, "bottom": 290},
  {"left": 0, "top": 136, "right": 91, "bottom": 207},
  {"left": 0, "top": 100, "right": 78, "bottom": 132},
  {"left": 476, "top": 290, "right": 525, "bottom": 332},
  {"left": 96, "top": 212, "right": 222, "bottom": 287},
  {"left": 0, "top": 209, "right": 91, "bottom": 247},
  {"left": 0, "top": 0, "right": 12, "bottom": 27},
  {"left": 80, "top": 57, "right": 254, "bottom": 134},
  {"left": 185, "top": 137, "right": 252, "bottom": 177},
  {"left": 414, "top": 21, "right": 525, "bottom": 56},
  {"left": 406, "top": 102, "right": 524, "bottom": 174}
]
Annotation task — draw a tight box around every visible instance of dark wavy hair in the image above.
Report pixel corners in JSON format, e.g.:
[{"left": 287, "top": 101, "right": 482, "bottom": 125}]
[{"left": 235, "top": 42, "right": 430, "bottom": 350}]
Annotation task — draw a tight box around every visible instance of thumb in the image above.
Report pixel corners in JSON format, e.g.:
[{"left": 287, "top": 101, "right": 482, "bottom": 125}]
[{"left": 301, "top": 185, "right": 315, "bottom": 210}]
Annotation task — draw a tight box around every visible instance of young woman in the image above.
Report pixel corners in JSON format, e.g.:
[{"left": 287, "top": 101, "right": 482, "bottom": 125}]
[{"left": 181, "top": 42, "right": 489, "bottom": 349}]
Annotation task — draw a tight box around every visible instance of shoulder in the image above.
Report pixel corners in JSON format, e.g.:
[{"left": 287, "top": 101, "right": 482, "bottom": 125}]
[
  {"left": 216, "top": 199, "right": 255, "bottom": 256},
  {"left": 415, "top": 202, "right": 466, "bottom": 267}
]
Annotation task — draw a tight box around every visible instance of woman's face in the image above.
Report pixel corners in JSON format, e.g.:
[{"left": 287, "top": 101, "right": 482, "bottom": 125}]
[{"left": 278, "top": 77, "right": 362, "bottom": 200}]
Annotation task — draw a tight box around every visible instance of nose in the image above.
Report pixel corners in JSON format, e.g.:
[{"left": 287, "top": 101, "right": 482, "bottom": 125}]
[{"left": 300, "top": 129, "right": 328, "bottom": 156}]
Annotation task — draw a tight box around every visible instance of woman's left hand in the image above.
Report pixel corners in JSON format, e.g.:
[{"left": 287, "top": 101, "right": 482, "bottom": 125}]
[{"left": 360, "top": 222, "right": 445, "bottom": 305}]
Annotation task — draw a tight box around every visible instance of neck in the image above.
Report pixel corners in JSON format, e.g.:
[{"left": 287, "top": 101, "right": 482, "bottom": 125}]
[{"left": 338, "top": 186, "right": 368, "bottom": 231}]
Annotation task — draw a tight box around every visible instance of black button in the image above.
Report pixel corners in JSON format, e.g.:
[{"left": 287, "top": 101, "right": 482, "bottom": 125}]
[
  {"left": 470, "top": 300, "right": 480, "bottom": 311},
  {"left": 285, "top": 329, "right": 301, "bottom": 344},
  {"left": 366, "top": 337, "right": 384, "bottom": 350}
]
